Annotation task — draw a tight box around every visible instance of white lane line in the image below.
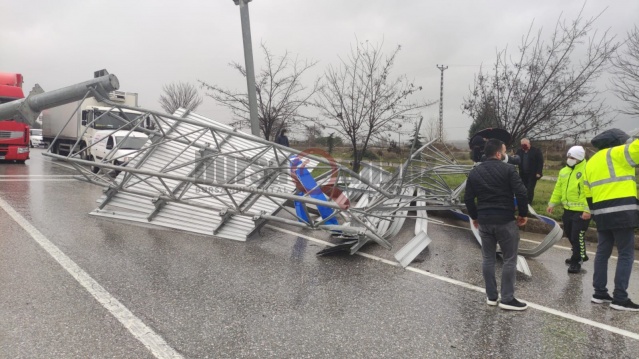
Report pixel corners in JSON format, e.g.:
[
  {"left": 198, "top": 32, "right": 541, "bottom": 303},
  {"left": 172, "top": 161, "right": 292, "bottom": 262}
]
[
  {"left": 0, "top": 175, "right": 77, "bottom": 177},
  {"left": 267, "top": 225, "right": 639, "bottom": 342},
  {"left": 0, "top": 197, "right": 182, "bottom": 359},
  {"left": 0, "top": 179, "right": 77, "bottom": 182},
  {"left": 432, "top": 221, "right": 639, "bottom": 265}
]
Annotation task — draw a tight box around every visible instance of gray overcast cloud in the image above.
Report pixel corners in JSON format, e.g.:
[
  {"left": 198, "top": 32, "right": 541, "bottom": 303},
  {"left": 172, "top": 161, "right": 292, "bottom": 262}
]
[{"left": 1, "top": 0, "right": 637, "bottom": 141}]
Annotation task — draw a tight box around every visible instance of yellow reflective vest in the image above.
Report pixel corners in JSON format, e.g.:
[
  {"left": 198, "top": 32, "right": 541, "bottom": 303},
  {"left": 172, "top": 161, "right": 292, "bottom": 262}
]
[
  {"left": 548, "top": 159, "right": 589, "bottom": 212},
  {"left": 584, "top": 139, "right": 639, "bottom": 230}
]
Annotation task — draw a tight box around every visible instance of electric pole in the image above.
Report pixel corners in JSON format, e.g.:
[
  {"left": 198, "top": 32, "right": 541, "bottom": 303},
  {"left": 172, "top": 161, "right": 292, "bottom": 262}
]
[{"left": 436, "top": 64, "right": 448, "bottom": 143}]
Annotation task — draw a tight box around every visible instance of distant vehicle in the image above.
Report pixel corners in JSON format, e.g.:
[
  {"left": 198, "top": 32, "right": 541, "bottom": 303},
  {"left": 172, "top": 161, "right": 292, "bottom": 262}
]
[
  {"left": 0, "top": 72, "right": 30, "bottom": 163},
  {"left": 30, "top": 128, "right": 43, "bottom": 147}
]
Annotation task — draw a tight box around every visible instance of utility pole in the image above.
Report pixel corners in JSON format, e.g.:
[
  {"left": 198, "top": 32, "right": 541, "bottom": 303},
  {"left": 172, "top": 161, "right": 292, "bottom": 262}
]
[
  {"left": 436, "top": 64, "right": 448, "bottom": 143},
  {"left": 233, "top": 0, "right": 260, "bottom": 137}
]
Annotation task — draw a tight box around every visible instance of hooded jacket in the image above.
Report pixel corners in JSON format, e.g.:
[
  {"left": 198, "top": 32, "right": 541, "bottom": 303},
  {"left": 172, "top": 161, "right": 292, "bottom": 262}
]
[{"left": 583, "top": 129, "right": 639, "bottom": 230}]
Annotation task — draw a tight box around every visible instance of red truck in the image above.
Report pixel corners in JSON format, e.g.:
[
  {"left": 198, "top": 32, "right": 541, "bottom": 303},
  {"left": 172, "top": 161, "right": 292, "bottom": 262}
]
[{"left": 0, "top": 72, "right": 30, "bottom": 163}]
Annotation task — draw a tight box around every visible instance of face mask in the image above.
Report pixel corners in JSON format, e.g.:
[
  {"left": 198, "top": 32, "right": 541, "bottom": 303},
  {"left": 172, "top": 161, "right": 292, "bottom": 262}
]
[
  {"left": 567, "top": 158, "right": 578, "bottom": 167},
  {"left": 521, "top": 144, "right": 530, "bottom": 151},
  {"left": 501, "top": 153, "right": 509, "bottom": 163}
]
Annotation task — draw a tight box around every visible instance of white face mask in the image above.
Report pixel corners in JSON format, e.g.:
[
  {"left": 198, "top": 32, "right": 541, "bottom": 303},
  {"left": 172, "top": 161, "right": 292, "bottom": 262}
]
[
  {"left": 567, "top": 158, "right": 578, "bottom": 167},
  {"left": 501, "top": 153, "right": 509, "bottom": 163}
]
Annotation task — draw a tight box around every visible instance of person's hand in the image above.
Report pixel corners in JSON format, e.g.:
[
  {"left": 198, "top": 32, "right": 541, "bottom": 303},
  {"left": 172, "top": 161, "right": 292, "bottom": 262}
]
[
  {"left": 472, "top": 220, "right": 479, "bottom": 229},
  {"left": 546, "top": 206, "right": 554, "bottom": 214},
  {"left": 536, "top": 173, "right": 542, "bottom": 179},
  {"left": 516, "top": 216, "right": 528, "bottom": 227},
  {"left": 581, "top": 212, "right": 591, "bottom": 220}
]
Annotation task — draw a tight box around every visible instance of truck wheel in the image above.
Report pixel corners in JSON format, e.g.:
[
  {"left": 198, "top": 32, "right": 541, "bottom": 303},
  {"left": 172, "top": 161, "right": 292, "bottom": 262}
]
[
  {"left": 80, "top": 141, "right": 90, "bottom": 161},
  {"left": 30, "top": 141, "right": 34, "bottom": 148},
  {"left": 89, "top": 156, "right": 100, "bottom": 173},
  {"left": 16, "top": 160, "right": 26, "bottom": 164}
]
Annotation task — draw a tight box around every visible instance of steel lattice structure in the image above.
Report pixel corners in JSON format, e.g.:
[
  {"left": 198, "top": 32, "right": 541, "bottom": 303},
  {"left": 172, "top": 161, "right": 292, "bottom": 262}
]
[{"left": 41, "top": 90, "right": 562, "bottom": 275}]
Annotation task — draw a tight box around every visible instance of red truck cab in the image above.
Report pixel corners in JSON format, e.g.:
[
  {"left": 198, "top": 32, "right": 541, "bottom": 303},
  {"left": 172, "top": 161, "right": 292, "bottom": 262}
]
[{"left": 0, "top": 72, "right": 30, "bottom": 163}]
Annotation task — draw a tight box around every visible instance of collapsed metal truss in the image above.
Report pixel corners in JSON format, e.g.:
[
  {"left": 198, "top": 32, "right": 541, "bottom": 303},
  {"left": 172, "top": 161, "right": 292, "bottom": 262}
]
[{"left": 43, "top": 91, "right": 562, "bottom": 276}]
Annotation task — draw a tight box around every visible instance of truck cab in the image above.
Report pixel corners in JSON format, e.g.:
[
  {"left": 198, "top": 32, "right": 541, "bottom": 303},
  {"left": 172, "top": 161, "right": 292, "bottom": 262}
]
[
  {"left": 0, "top": 72, "right": 30, "bottom": 163},
  {"left": 90, "top": 130, "right": 149, "bottom": 173}
]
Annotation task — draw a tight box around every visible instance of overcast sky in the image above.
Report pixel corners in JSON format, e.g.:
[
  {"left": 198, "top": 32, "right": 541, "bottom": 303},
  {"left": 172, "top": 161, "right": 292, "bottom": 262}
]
[{"left": 1, "top": 0, "right": 637, "bottom": 141}]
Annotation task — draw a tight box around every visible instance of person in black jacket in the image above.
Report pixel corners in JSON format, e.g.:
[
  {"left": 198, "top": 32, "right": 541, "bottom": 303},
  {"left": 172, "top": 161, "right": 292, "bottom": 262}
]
[
  {"left": 464, "top": 138, "right": 529, "bottom": 311},
  {"left": 515, "top": 138, "right": 544, "bottom": 203},
  {"left": 276, "top": 129, "right": 290, "bottom": 147}
]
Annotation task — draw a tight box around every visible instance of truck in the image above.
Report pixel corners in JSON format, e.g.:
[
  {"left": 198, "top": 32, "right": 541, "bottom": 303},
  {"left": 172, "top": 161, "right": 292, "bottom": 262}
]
[
  {"left": 42, "top": 90, "right": 153, "bottom": 164},
  {"left": 0, "top": 72, "right": 30, "bottom": 163}
]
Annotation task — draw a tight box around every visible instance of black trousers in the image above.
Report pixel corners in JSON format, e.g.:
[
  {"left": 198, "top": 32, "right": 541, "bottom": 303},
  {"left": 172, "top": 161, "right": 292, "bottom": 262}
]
[
  {"left": 519, "top": 172, "right": 538, "bottom": 203},
  {"left": 562, "top": 209, "right": 590, "bottom": 263}
]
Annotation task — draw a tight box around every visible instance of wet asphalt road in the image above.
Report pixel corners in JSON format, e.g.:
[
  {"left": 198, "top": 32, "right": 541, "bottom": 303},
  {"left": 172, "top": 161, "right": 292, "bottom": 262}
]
[{"left": 1, "top": 148, "right": 639, "bottom": 358}]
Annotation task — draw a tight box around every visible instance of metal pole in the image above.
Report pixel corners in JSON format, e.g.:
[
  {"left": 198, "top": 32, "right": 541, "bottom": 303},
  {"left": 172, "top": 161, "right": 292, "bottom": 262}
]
[
  {"left": 237, "top": 0, "right": 260, "bottom": 138},
  {"left": 436, "top": 64, "right": 448, "bottom": 143},
  {"left": 0, "top": 73, "right": 119, "bottom": 126}
]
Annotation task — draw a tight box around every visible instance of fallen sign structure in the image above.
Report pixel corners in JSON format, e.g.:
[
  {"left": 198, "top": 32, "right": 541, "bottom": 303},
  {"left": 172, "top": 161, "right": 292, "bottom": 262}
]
[{"left": 29, "top": 82, "right": 561, "bottom": 276}]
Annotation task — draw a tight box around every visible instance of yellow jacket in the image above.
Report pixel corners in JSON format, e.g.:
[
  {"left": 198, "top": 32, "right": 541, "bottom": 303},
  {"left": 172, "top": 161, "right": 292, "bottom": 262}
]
[{"left": 584, "top": 139, "right": 639, "bottom": 230}]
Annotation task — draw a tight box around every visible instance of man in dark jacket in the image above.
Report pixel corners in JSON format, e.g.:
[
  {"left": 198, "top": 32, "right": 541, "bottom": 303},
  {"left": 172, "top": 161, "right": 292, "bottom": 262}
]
[
  {"left": 464, "top": 138, "right": 529, "bottom": 311},
  {"left": 515, "top": 138, "right": 544, "bottom": 203},
  {"left": 276, "top": 129, "right": 290, "bottom": 147}
]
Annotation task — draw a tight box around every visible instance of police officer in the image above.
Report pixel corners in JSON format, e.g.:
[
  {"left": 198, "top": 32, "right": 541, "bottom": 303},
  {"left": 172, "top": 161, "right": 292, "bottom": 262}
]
[
  {"left": 584, "top": 129, "right": 639, "bottom": 311},
  {"left": 546, "top": 146, "right": 591, "bottom": 274}
]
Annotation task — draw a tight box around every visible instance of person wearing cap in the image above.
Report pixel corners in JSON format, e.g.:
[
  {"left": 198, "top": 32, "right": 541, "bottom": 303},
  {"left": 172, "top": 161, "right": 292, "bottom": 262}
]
[
  {"left": 584, "top": 128, "right": 639, "bottom": 311},
  {"left": 546, "top": 146, "right": 591, "bottom": 274}
]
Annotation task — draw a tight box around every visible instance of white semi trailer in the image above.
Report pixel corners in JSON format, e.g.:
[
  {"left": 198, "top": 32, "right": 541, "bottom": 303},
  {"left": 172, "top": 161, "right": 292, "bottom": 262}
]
[{"left": 42, "top": 90, "right": 152, "bottom": 159}]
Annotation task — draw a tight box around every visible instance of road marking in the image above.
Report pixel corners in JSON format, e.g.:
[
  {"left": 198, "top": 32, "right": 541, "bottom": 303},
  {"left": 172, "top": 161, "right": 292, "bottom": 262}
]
[
  {"left": 0, "top": 197, "right": 182, "bottom": 359},
  {"left": 0, "top": 175, "right": 77, "bottom": 177},
  {"left": 0, "top": 179, "right": 77, "bottom": 182},
  {"left": 267, "top": 225, "right": 639, "bottom": 342},
  {"left": 432, "top": 221, "right": 639, "bottom": 265}
]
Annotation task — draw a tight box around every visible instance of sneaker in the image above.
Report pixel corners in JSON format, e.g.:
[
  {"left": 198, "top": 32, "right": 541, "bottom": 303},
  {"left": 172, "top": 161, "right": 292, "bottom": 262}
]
[
  {"left": 565, "top": 258, "right": 584, "bottom": 265},
  {"left": 568, "top": 262, "right": 581, "bottom": 274},
  {"left": 610, "top": 299, "right": 639, "bottom": 311},
  {"left": 591, "top": 293, "right": 613, "bottom": 304},
  {"left": 487, "top": 297, "right": 499, "bottom": 306},
  {"left": 498, "top": 298, "right": 528, "bottom": 311}
]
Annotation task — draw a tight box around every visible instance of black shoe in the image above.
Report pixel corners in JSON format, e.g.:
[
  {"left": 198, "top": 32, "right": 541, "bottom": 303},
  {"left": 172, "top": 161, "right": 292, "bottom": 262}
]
[
  {"left": 565, "top": 258, "right": 571, "bottom": 264},
  {"left": 498, "top": 298, "right": 528, "bottom": 311},
  {"left": 610, "top": 299, "right": 639, "bottom": 311},
  {"left": 566, "top": 257, "right": 584, "bottom": 265},
  {"left": 582, "top": 254, "right": 589, "bottom": 262},
  {"left": 591, "top": 293, "right": 613, "bottom": 304},
  {"left": 568, "top": 262, "right": 581, "bottom": 273}
]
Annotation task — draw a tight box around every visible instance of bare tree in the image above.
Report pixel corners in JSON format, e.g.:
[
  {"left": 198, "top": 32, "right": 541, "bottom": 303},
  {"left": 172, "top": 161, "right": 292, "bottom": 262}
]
[
  {"left": 304, "top": 123, "right": 322, "bottom": 146},
  {"left": 423, "top": 116, "right": 442, "bottom": 142},
  {"left": 611, "top": 26, "right": 639, "bottom": 116},
  {"left": 159, "top": 82, "right": 203, "bottom": 114},
  {"left": 462, "top": 7, "right": 619, "bottom": 144},
  {"left": 315, "top": 41, "right": 433, "bottom": 172},
  {"left": 200, "top": 44, "right": 320, "bottom": 141}
]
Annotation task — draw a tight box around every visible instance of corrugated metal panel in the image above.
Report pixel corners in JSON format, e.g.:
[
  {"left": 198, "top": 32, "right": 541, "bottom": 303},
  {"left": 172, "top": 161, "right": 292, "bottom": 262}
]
[{"left": 91, "top": 109, "right": 316, "bottom": 241}]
